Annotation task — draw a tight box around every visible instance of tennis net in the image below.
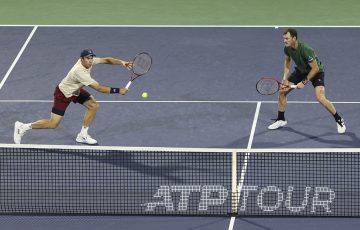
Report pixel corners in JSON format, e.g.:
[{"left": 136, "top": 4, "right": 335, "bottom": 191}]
[{"left": 0, "top": 144, "right": 359, "bottom": 216}]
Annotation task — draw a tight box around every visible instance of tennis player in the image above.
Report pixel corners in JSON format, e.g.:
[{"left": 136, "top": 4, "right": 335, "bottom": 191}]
[
  {"left": 14, "top": 49, "right": 131, "bottom": 145},
  {"left": 268, "top": 28, "right": 346, "bottom": 133}
]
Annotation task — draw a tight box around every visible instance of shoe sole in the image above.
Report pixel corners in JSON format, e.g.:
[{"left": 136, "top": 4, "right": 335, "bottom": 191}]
[
  {"left": 77, "top": 142, "right": 99, "bottom": 146},
  {"left": 76, "top": 137, "right": 98, "bottom": 145}
]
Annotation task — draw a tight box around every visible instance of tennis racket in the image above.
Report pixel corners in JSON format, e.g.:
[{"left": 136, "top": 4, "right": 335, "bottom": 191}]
[
  {"left": 125, "top": 52, "right": 152, "bottom": 89},
  {"left": 256, "top": 77, "right": 297, "bottom": 95}
]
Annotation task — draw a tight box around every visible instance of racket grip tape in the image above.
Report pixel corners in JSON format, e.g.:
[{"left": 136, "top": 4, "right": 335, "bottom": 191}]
[
  {"left": 125, "top": 81, "right": 132, "bottom": 89},
  {"left": 290, "top": 85, "right": 297, "bottom": 89}
]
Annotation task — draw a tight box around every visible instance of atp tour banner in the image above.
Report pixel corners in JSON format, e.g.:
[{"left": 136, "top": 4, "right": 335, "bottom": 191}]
[
  {"left": 1, "top": 148, "right": 359, "bottom": 216},
  {"left": 142, "top": 185, "right": 336, "bottom": 215}
]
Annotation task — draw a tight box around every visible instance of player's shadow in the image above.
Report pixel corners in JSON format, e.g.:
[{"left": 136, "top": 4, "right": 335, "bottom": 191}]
[
  {"left": 282, "top": 127, "right": 360, "bottom": 147},
  {"left": 65, "top": 150, "right": 224, "bottom": 183},
  {"left": 237, "top": 218, "right": 274, "bottom": 230}
]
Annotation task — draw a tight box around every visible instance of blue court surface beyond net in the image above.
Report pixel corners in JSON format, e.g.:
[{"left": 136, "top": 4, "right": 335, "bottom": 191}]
[{"left": 1, "top": 26, "right": 360, "bottom": 230}]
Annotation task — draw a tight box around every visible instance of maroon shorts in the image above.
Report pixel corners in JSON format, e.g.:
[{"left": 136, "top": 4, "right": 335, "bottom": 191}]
[{"left": 52, "top": 86, "right": 91, "bottom": 116}]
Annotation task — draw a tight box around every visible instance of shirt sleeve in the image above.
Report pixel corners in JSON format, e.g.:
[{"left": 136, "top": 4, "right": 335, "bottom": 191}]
[
  {"left": 302, "top": 46, "right": 316, "bottom": 63},
  {"left": 284, "top": 47, "right": 290, "bottom": 57}
]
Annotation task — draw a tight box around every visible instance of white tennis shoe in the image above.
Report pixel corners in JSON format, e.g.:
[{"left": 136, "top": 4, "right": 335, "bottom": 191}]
[
  {"left": 76, "top": 133, "right": 98, "bottom": 145},
  {"left": 336, "top": 118, "right": 346, "bottom": 134},
  {"left": 268, "top": 120, "right": 287, "bottom": 130},
  {"left": 14, "top": 121, "right": 27, "bottom": 144}
]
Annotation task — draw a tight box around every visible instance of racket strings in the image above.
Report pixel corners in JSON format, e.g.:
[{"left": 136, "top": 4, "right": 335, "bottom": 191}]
[
  {"left": 133, "top": 54, "right": 152, "bottom": 75},
  {"left": 256, "top": 79, "right": 279, "bottom": 95}
]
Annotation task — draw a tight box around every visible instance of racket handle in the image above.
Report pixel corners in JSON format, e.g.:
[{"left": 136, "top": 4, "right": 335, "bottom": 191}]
[
  {"left": 290, "top": 85, "right": 297, "bottom": 89},
  {"left": 125, "top": 81, "right": 132, "bottom": 89}
]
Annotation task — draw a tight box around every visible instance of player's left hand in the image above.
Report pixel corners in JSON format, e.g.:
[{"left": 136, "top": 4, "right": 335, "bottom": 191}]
[
  {"left": 297, "top": 79, "right": 309, "bottom": 89},
  {"left": 297, "top": 81, "right": 306, "bottom": 89},
  {"left": 122, "top": 61, "right": 133, "bottom": 70}
]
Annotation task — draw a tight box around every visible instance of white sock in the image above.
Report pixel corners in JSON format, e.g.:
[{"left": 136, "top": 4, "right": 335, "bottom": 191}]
[{"left": 80, "top": 126, "right": 89, "bottom": 135}]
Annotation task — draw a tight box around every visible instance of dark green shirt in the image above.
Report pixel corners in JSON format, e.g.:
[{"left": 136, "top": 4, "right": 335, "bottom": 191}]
[{"left": 284, "top": 42, "right": 324, "bottom": 74}]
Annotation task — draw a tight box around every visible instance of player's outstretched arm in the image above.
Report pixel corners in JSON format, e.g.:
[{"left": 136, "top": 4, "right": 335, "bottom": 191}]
[
  {"left": 96, "top": 57, "right": 132, "bottom": 69},
  {"left": 89, "top": 81, "right": 128, "bottom": 95}
]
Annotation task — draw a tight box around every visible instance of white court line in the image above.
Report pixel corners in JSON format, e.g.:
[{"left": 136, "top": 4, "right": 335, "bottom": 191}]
[
  {"left": 228, "top": 102, "right": 261, "bottom": 230},
  {"left": 0, "top": 26, "right": 38, "bottom": 90},
  {"left": 0, "top": 100, "right": 359, "bottom": 104},
  {"left": 1, "top": 25, "right": 360, "bottom": 28}
]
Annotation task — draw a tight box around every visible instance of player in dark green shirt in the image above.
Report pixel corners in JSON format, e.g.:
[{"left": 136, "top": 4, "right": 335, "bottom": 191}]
[{"left": 268, "top": 28, "right": 346, "bottom": 133}]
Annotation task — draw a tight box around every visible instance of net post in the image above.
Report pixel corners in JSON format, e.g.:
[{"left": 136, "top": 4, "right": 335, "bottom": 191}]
[{"left": 230, "top": 150, "right": 238, "bottom": 216}]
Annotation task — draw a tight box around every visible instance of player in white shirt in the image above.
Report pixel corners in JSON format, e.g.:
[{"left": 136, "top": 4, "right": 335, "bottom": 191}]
[{"left": 14, "top": 49, "right": 131, "bottom": 145}]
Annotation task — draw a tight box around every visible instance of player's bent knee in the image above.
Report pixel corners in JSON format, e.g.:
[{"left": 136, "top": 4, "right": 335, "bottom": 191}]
[
  {"left": 89, "top": 101, "right": 99, "bottom": 111},
  {"left": 85, "top": 99, "right": 99, "bottom": 111},
  {"left": 316, "top": 95, "right": 327, "bottom": 104},
  {"left": 49, "top": 112, "right": 63, "bottom": 129},
  {"left": 279, "top": 91, "right": 288, "bottom": 98},
  {"left": 49, "top": 120, "right": 61, "bottom": 129}
]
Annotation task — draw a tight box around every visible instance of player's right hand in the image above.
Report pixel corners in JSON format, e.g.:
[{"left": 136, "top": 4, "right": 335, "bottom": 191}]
[
  {"left": 280, "top": 80, "right": 289, "bottom": 92},
  {"left": 120, "top": 87, "right": 128, "bottom": 95}
]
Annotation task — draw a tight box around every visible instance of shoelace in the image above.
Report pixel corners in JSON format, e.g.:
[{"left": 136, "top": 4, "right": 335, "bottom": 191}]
[
  {"left": 84, "top": 135, "right": 94, "bottom": 140},
  {"left": 336, "top": 119, "right": 344, "bottom": 127}
]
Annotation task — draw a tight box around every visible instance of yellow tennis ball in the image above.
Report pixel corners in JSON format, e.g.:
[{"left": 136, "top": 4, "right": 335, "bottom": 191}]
[{"left": 141, "top": 91, "right": 148, "bottom": 98}]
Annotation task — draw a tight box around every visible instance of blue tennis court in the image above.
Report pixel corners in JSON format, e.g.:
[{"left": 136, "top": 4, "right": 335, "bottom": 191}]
[{"left": 1, "top": 26, "right": 360, "bottom": 230}]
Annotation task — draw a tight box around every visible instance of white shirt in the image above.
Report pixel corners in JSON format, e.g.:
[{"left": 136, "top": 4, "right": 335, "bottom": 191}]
[{"left": 58, "top": 58, "right": 100, "bottom": 98}]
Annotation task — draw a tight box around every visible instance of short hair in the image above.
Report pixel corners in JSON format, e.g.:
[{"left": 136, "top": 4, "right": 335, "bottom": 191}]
[{"left": 283, "top": 28, "right": 298, "bottom": 39}]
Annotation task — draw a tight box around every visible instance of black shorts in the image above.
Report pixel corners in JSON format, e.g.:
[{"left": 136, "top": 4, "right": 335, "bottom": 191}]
[{"left": 288, "top": 69, "right": 325, "bottom": 87}]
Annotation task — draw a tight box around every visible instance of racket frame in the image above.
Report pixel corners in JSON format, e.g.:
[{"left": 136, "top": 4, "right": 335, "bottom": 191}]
[
  {"left": 125, "top": 52, "right": 152, "bottom": 89},
  {"left": 256, "top": 77, "right": 296, "bottom": 95}
]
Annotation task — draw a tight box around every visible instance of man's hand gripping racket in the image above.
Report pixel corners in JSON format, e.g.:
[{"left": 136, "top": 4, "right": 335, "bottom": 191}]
[
  {"left": 125, "top": 52, "right": 152, "bottom": 89},
  {"left": 256, "top": 77, "right": 297, "bottom": 95}
]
